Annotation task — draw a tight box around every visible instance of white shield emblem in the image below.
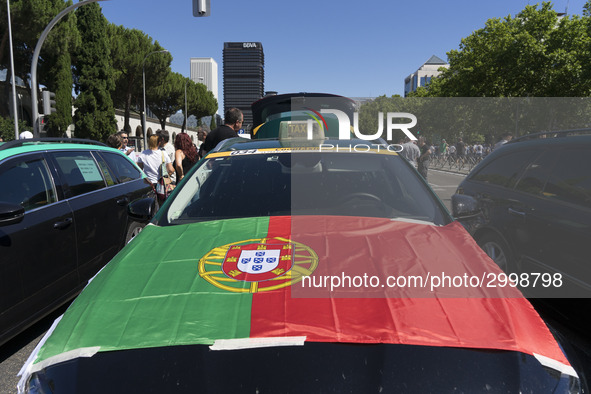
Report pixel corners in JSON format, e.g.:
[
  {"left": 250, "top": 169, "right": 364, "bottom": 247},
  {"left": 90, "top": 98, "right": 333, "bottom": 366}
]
[{"left": 237, "top": 250, "right": 280, "bottom": 274}]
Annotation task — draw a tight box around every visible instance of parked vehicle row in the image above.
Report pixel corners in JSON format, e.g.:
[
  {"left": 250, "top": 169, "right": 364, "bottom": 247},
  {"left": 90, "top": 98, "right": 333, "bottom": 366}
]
[{"left": 17, "top": 97, "right": 588, "bottom": 393}]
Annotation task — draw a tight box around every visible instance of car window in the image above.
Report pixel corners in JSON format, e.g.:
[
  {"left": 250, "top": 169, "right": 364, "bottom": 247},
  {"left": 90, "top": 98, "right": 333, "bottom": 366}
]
[
  {"left": 470, "top": 150, "right": 535, "bottom": 188},
  {"left": 543, "top": 148, "right": 591, "bottom": 209},
  {"left": 93, "top": 154, "right": 117, "bottom": 187},
  {"left": 0, "top": 156, "right": 56, "bottom": 211},
  {"left": 164, "top": 152, "right": 448, "bottom": 226},
  {"left": 51, "top": 151, "right": 106, "bottom": 198},
  {"left": 99, "top": 151, "right": 142, "bottom": 184},
  {"left": 514, "top": 150, "right": 557, "bottom": 196}
]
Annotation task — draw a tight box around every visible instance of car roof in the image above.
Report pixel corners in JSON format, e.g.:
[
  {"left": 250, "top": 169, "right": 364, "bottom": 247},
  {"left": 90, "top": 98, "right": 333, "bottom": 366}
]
[
  {"left": 0, "top": 138, "right": 111, "bottom": 161},
  {"left": 211, "top": 137, "right": 389, "bottom": 153},
  {"left": 251, "top": 92, "right": 357, "bottom": 130},
  {"left": 464, "top": 131, "right": 591, "bottom": 181},
  {"left": 507, "top": 129, "right": 591, "bottom": 145}
]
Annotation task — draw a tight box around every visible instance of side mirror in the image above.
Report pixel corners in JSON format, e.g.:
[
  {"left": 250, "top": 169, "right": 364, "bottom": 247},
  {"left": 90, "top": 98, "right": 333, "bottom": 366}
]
[
  {"left": 128, "top": 198, "right": 156, "bottom": 221},
  {"left": 0, "top": 202, "right": 25, "bottom": 226},
  {"left": 451, "top": 194, "right": 480, "bottom": 219}
]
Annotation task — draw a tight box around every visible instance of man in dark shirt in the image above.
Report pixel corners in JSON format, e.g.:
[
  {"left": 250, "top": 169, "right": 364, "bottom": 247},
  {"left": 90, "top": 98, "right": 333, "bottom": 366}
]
[
  {"left": 417, "top": 136, "right": 431, "bottom": 181},
  {"left": 456, "top": 138, "right": 465, "bottom": 157},
  {"left": 200, "top": 108, "right": 243, "bottom": 157}
]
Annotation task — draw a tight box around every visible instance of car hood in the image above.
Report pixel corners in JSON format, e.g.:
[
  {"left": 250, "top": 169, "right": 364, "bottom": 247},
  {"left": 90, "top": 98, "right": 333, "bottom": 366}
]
[{"left": 19, "top": 216, "right": 576, "bottom": 391}]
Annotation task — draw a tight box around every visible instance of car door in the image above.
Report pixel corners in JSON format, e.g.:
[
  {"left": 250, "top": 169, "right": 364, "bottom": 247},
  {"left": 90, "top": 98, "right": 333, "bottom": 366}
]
[
  {"left": 97, "top": 150, "right": 153, "bottom": 203},
  {"left": 48, "top": 150, "right": 126, "bottom": 282},
  {"left": 518, "top": 147, "right": 591, "bottom": 297},
  {"left": 97, "top": 150, "right": 155, "bottom": 242},
  {"left": 0, "top": 153, "right": 77, "bottom": 342},
  {"left": 465, "top": 149, "right": 538, "bottom": 250},
  {"left": 509, "top": 149, "right": 558, "bottom": 282}
]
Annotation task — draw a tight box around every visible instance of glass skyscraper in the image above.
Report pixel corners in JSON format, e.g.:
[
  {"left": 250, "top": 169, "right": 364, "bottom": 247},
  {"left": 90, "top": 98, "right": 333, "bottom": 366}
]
[{"left": 223, "top": 42, "right": 264, "bottom": 130}]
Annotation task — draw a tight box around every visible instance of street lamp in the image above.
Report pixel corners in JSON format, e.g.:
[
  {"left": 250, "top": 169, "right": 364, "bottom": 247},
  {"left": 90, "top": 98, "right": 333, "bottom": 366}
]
[
  {"left": 142, "top": 49, "right": 169, "bottom": 148},
  {"left": 30, "top": 0, "right": 109, "bottom": 137},
  {"left": 7, "top": 0, "right": 19, "bottom": 139},
  {"left": 185, "top": 77, "right": 203, "bottom": 132}
]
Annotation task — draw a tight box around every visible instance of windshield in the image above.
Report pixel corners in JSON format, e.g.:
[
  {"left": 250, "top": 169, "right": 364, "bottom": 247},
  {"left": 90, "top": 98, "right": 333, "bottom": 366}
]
[{"left": 160, "top": 150, "right": 449, "bottom": 226}]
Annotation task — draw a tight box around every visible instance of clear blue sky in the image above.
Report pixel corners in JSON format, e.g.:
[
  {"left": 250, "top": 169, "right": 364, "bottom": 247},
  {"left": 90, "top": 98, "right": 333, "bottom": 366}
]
[{"left": 101, "top": 0, "right": 586, "bottom": 110}]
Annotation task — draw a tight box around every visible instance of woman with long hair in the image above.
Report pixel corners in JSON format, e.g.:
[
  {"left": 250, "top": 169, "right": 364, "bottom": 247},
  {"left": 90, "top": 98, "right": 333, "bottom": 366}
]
[{"left": 174, "top": 133, "right": 198, "bottom": 183}]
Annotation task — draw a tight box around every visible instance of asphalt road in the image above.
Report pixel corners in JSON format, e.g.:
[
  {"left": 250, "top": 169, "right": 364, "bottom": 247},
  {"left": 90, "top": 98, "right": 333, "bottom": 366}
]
[
  {"left": 0, "top": 304, "right": 69, "bottom": 394},
  {"left": 426, "top": 169, "right": 466, "bottom": 211}
]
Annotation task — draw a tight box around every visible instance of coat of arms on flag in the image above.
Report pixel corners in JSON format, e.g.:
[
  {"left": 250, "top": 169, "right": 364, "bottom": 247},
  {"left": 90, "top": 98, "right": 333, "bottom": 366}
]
[
  {"left": 223, "top": 243, "right": 291, "bottom": 282},
  {"left": 198, "top": 237, "right": 318, "bottom": 293}
]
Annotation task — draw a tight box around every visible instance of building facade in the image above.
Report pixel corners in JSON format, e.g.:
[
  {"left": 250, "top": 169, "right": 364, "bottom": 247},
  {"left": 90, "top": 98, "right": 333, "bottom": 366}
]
[
  {"left": 223, "top": 42, "right": 264, "bottom": 130},
  {"left": 190, "top": 57, "right": 218, "bottom": 105},
  {"left": 404, "top": 55, "right": 449, "bottom": 97}
]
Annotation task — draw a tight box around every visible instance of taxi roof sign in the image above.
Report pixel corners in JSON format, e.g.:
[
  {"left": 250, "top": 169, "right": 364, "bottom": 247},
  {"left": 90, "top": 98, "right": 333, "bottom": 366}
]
[{"left": 278, "top": 120, "right": 325, "bottom": 141}]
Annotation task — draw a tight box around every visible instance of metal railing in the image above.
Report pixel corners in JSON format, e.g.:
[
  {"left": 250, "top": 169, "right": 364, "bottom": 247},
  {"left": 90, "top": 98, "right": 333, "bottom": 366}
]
[{"left": 430, "top": 154, "right": 485, "bottom": 173}]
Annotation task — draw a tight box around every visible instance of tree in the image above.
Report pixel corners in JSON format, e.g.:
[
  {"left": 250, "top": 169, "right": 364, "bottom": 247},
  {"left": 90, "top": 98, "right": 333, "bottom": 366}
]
[
  {"left": 404, "top": 2, "right": 591, "bottom": 143},
  {"left": 42, "top": 0, "right": 79, "bottom": 136},
  {"left": 149, "top": 71, "right": 183, "bottom": 130},
  {"left": 0, "top": 0, "right": 79, "bottom": 128},
  {"left": 421, "top": 2, "right": 591, "bottom": 97},
  {"left": 109, "top": 24, "right": 170, "bottom": 132},
  {"left": 185, "top": 80, "right": 217, "bottom": 127},
  {"left": 72, "top": 2, "right": 116, "bottom": 141},
  {"left": 0, "top": 115, "right": 28, "bottom": 141}
]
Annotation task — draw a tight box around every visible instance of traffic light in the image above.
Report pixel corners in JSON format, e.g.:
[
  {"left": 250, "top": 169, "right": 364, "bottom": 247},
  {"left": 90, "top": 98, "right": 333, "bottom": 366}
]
[
  {"left": 193, "top": 0, "right": 210, "bottom": 16},
  {"left": 42, "top": 90, "right": 56, "bottom": 116},
  {"left": 40, "top": 115, "right": 49, "bottom": 134}
]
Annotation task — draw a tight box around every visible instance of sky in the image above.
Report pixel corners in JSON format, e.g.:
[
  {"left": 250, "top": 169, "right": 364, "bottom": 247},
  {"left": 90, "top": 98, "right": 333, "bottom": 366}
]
[{"left": 100, "top": 0, "right": 587, "bottom": 112}]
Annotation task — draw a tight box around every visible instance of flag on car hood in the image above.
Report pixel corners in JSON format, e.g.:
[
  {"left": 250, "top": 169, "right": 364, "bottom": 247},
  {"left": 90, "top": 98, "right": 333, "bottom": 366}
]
[{"left": 23, "top": 216, "right": 574, "bottom": 377}]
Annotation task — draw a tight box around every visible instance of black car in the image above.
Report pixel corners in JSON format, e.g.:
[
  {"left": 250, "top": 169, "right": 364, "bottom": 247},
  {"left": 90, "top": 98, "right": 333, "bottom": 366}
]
[
  {"left": 452, "top": 130, "right": 591, "bottom": 324},
  {"left": 0, "top": 138, "right": 154, "bottom": 346}
]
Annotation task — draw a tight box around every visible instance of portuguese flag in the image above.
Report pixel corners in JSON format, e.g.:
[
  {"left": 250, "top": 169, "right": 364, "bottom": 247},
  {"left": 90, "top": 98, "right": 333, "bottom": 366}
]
[{"left": 27, "top": 216, "right": 573, "bottom": 375}]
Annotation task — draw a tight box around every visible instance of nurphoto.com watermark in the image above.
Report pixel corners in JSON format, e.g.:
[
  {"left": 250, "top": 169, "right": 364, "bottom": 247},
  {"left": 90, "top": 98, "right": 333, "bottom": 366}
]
[{"left": 300, "top": 272, "right": 564, "bottom": 293}]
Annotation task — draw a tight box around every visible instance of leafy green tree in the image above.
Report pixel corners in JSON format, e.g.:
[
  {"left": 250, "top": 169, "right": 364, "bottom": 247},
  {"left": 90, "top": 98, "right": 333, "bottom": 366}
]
[
  {"left": 421, "top": 2, "right": 591, "bottom": 97},
  {"left": 72, "top": 2, "right": 116, "bottom": 141},
  {"left": 42, "top": 0, "right": 79, "bottom": 136},
  {"left": 149, "top": 71, "right": 183, "bottom": 130},
  {"left": 186, "top": 80, "right": 217, "bottom": 128},
  {"left": 404, "top": 2, "right": 591, "bottom": 143},
  {"left": 109, "top": 24, "right": 171, "bottom": 132},
  {"left": 0, "top": 0, "right": 78, "bottom": 129},
  {"left": 0, "top": 115, "right": 28, "bottom": 141}
]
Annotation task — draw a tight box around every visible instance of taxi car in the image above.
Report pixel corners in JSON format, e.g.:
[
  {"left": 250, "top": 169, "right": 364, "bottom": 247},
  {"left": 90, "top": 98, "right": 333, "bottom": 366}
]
[
  {"left": 250, "top": 92, "right": 356, "bottom": 140},
  {"left": 0, "top": 138, "right": 153, "bottom": 346},
  {"left": 18, "top": 126, "right": 585, "bottom": 392}
]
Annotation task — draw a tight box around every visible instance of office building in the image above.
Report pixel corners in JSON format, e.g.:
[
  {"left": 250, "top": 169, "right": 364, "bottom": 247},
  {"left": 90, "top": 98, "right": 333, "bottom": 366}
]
[
  {"left": 223, "top": 42, "right": 264, "bottom": 129},
  {"left": 190, "top": 57, "right": 218, "bottom": 104},
  {"left": 404, "top": 55, "right": 449, "bottom": 97}
]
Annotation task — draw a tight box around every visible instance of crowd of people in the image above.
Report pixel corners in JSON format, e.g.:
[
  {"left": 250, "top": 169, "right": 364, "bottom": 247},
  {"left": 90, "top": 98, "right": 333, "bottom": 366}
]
[
  {"left": 398, "top": 134, "right": 513, "bottom": 181},
  {"left": 12, "top": 107, "right": 513, "bottom": 189},
  {"left": 105, "top": 107, "right": 244, "bottom": 192},
  {"left": 106, "top": 128, "right": 203, "bottom": 188}
]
